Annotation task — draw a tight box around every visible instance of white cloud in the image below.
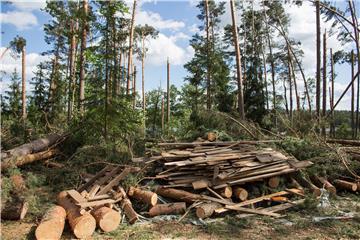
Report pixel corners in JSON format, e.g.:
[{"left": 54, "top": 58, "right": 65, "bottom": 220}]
[
  {"left": 136, "top": 10, "right": 185, "bottom": 31},
  {"left": 1, "top": 11, "right": 38, "bottom": 30},
  {"left": 9, "top": 0, "right": 46, "bottom": 11},
  {"left": 169, "top": 32, "right": 190, "bottom": 42},
  {"left": 0, "top": 47, "right": 49, "bottom": 84},
  {"left": 188, "top": 23, "right": 198, "bottom": 33},
  {"left": 142, "top": 33, "right": 194, "bottom": 66}
]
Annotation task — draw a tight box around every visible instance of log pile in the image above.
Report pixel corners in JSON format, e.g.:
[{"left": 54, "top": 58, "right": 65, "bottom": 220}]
[{"left": 149, "top": 141, "right": 313, "bottom": 190}]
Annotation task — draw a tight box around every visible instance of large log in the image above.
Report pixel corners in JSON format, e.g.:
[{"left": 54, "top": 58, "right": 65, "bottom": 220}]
[
  {"left": 155, "top": 187, "right": 201, "bottom": 203},
  {"left": 120, "top": 198, "right": 138, "bottom": 224},
  {"left": 3, "top": 133, "right": 62, "bottom": 158},
  {"left": 2, "top": 149, "right": 59, "bottom": 170},
  {"left": 196, "top": 202, "right": 222, "bottom": 219},
  {"left": 216, "top": 185, "right": 232, "bottom": 198},
  {"left": 128, "top": 187, "right": 158, "bottom": 206},
  {"left": 57, "top": 191, "right": 96, "bottom": 239},
  {"left": 333, "top": 179, "right": 357, "bottom": 192},
  {"left": 148, "top": 202, "right": 186, "bottom": 217},
  {"left": 326, "top": 139, "right": 360, "bottom": 146},
  {"left": 91, "top": 206, "right": 121, "bottom": 232},
  {"left": 35, "top": 205, "right": 66, "bottom": 240}
]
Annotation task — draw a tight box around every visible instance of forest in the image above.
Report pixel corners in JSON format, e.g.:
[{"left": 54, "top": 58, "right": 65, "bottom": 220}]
[{"left": 1, "top": 0, "right": 360, "bottom": 239}]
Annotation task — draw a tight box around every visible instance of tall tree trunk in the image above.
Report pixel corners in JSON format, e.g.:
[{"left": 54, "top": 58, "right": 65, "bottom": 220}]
[
  {"left": 315, "top": 0, "right": 321, "bottom": 125},
  {"left": 330, "top": 48, "right": 335, "bottom": 137},
  {"left": 204, "top": 0, "right": 211, "bottom": 110},
  {"left": 287, "top": 53, "right": 293, "bottom": 121},
  {"left": 117, "top": 50, "right": 122, "bottom": 96},
  {"left": 127, "top": 0, "right": 137, "bottom": 95},
  {"left": 288, "top": 44, "right": 300, "bottom": 111},
  {"left": 104, "top": 14, "right": 110, "bottom": 141},
  {"left": 230, "top": 0, "right": 245, "bottom": 119},
  {"left": 166, "top": 58, "right": 170, "bottom": 126},
  {"left": 283, "top": 79, "right": 289, "bottom": 116},
  {"left": 349, "top": 0, "right": 360, "bottom": 138},
  {"left": 113, "top": 20, "right": 117, "bottom": 98},
  {"left": 67, "top": 20, "right": 77, "bottom": 122},
  {"left": 261, "top": 40, "right": 269, "bottom": 110},
  {"left": 322, "top": 30, "right": 327, "bottom": 137},
  {"left": 351, "top": 50, "right": 355, "bottom": 138},
  {"left": 21, "top": 46, "right": 26, "bottom": 120},
  {"left": 141, "top": 31, "right": 146, "bottom": 118},
  {"left": 161, "top": 96, "right": 164, "bottom": 134},
  {"left": 79, "top": 0, "right": 88, "bottom": 115},
  {"left": 133, "top": 65, "right": 136, "bottom": 109},
  {"left": 49, "top": 44, "right": 60, "bottom": 114}
]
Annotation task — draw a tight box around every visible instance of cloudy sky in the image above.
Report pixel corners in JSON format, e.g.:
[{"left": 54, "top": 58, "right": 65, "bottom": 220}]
[{"left": 0, "top": 0, "right": 357, "bottom": 110}]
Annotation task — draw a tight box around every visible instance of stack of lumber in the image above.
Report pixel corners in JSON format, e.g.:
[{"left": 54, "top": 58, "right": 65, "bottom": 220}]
[{"left": 150, "top": 141, "right": 313, "bottom": 190}]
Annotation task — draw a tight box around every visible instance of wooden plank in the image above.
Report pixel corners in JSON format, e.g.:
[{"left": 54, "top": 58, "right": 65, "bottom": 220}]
[
  {"left": 88, "top": 194, "right": 111, "bottom": 201},
  {"left": 77, "top": 165, "right": 113, "bottom": 192},
  {"left": 77, "top": 199, "right": 115, "bottom": 208},
  {"left": 226, "top": 205, "right": 282, "bottom": 217},
  {"left": 97, "top": 168, "right": 131, "bottom": 195},
  {"left": 67, "top": 189, "right": 87, "bottom": 204},
  {"left": 88, "top": 185, "right": 101, "bottom": 198}
]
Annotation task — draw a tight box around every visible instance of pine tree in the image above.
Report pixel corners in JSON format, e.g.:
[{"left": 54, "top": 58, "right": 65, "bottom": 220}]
[{"left": 3, "top": 69, "right": 22, "bottom": 118}]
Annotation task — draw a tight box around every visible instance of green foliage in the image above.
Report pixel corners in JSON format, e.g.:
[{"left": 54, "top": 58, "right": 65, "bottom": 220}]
[{"left": 278, "top": 138, "right": 326, "bottom": 160}]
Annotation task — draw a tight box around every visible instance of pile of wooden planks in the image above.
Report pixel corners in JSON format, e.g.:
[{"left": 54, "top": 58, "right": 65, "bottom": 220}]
[{"left": 149, "top": 141, "right": 313, "bottom": 190}]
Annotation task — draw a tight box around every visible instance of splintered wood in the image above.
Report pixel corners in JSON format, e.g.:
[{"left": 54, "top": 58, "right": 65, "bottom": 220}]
[{"left": 151, "top": 141, "right": 313, "bottom": 190}]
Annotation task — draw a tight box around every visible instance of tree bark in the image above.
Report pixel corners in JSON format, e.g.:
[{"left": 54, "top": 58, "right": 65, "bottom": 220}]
[
  {"left": 79, "top": 0, "right": 88, "bottom": 115},
  {"left": 167, "top": 58, "right": 170, "bottom": 125},
  {"left": 155, "top": 187, "right": 201, "bottom": 203},
  {"left": 91, "top": 206, "right": 121, "bottom": 232},
  {"left": 311, "top": 176, "right": 336, "bottom": 195},
  {"left": 148, "top": 202, "right": 186, "bottom": 217},
  {"left": 35, "top": 205, "right": 66, "bottom": 240},
  {"left": 120, "top": 198, "right": 138, "bottom": 224},
  {"left": 205, "top": 0, "right": 211, "bottom": 110},
  {"left": 322, "top": 30, "right": 327, "bottom": 136},
  {"left": 351, "top": 50, "right": 355, "bottom": 138},
  {"left": 330, "top": 48, "right": 335, "bottom": 137},
  {"left": 315, "top": 0, "right": 321, "bottom": 124},
  {"left": 127, "top": 0, "right": 137, "bottom": 95},
  {"left": 21, "top": 46, "right": 26, "bottom": 120},
  {"left": 161, "top": 96, "right": 165, "bottom": 133},
  {"left": 230, "top": 0, "right": 245, "bottom": 119},
  {"left": 287, "top": 47, "right": 293, "bottom": 121},
  {"left": 67, "top": 19, "right": 78, "bottom": 122}
]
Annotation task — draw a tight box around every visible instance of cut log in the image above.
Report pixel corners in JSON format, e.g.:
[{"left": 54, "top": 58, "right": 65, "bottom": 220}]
[
  {"left": 2, "top": 149, "right": 59, "bottom": 170},
  {"left": 293, "top": 174, "right": 321, "bottom": 196},
  {"left": 326, "top": 139, "right": 360, "bottom": 146},
  {"left": 207, "top": 132, "right": 217, "bottom": 142},
  {"left": 216, "top": 185, "right": 232, "bottom": 198},
  {"left": 148, "top": 202, "right": 186, "bottom": 217},
  {"left": 120, "top": 198, "right": 138, "bottom": 224},
  {"left": 233, "top": 187, "right": 248, "bottom": 201},
  {"left": 1, "top": 198, "right": 28, "bottom": 220},
  {"left": 127, "top": 187, "right": 158, "bottom": 206},
  {"left": 35, "top": 205, "right": 66, "bottom": 240},
  {"left": 57, "top": 191, "right": 96, "bottom": 239},
  {"left": 91, "top": 206, "right": 121, "bottom": 232},
  {"left": 268, "top": 177, "right": 280, "bottom": 188},
  {"left": 196, "top": 202, "right": 222, "bottom": 219},
  {"left": 333, "top": 180, "right": 357, "bottom": 192},
  {"left": 192, "top": 179, "right": 210, "bottom": 190},
  {"left": 155, "top": 187, "right": 201, "bottom": 203},
  {"left": 311, "top": 176, "right": 337, "bottom": 195}
]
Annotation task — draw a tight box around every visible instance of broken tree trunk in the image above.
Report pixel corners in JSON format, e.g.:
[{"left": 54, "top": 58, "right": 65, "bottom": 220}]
[
  {"left": 2, "top": 149, "right": 59, "bottom": 170},
  {"left": 148, "top": 202, "right": 186, "bottom": 217},
  {"left": 91, "top": 206, "right": 121, "bottom": 232},
  {"left": 120, "top": 198, "right": 138, "bottom": 224},
  {"left": 333, "top": 179, "right": 357, "bottom": 192},
  {"left": 155, "top": 187, "right": 201, "bottom": 203},
  {"left": 57, "top": 191, "right": 96, "bottom": 239},
  {"left": 128, "top": 187, "right": 158, "bottom": 206},
  {"left": 196, "top": 202, "right": 222, "bottom": 219},
  {"left": 35, "top": 205, "right": 66, "bottom": 240},
  {"left": 1, "top": 197, "right": 28, "bottom": 220},
  {"left": 233, "top": 187, "right": 248, "bottom": 201}
]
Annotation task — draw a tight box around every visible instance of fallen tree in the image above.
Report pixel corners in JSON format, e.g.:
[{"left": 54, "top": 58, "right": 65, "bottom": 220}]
[{"left": 1, "top": 133, "right": 65, "bottom": 170}]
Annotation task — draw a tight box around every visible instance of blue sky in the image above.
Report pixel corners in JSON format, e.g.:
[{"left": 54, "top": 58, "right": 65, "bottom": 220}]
[{"left": 0, "top": 0, "right": 358, "bottom": 110}]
